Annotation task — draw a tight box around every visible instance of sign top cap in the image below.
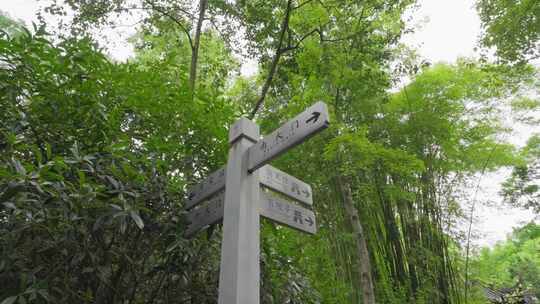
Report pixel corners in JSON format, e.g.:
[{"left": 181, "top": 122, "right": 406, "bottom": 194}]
[{"left": 229, "top": 117, "right": 260, "bottom": 144}]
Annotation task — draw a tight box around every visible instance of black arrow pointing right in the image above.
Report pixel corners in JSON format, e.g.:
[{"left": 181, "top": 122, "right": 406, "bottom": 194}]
[
  {"left": 306, "top": 112, "right": 321, "bottom": 124},
  {"left": 305, "top": 217, "right": 314, "bottom": 226}
]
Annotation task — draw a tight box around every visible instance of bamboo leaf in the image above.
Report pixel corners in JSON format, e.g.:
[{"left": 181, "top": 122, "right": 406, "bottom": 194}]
[{"left": 130, "top": 210, "right": 144, "bottom": 230}]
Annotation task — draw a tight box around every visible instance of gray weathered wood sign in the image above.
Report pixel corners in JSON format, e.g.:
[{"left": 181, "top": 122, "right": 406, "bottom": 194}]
[
  {"left": 185, "top": 166, "right": 226, "bottom": 210},
  {"left": 247, "top": 101, "right": 329, "bottom": 172},
  {"left": 185, "top": 191, "right": 225, "bottom": 237},
  {"left": 260, "top": 191, "right": 316, "bottom": 234},
  {"left": 183, "top": 102, "right": 329, "bottom": 304},
  {"left": 259, "top": 165, "right": 313, "bottom": 205}
]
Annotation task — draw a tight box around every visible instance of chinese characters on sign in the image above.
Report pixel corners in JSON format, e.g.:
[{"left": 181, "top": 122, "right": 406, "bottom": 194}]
[
  {"left": 259, "top": 165, "right": 313, "bottom": 205},
  {"left": 185, "top": 164, "right": 316, "bottom": 237},
  {"left": 185, "top": 103, "right": 328, "bottom": 238},
  {"left": 185, "top": 191, "right": 225, "bottom": 237},
  {"left": 185, "top": 166, "right": 226, "bottom": 210},
  {"left": 247, "top": 102, "right": 329, "bottom": 172},
  {"left": 260, "top": 191, "right": 316, "bottom": 234},
  {"left": 182, "top": 102, "right": 329, "bottom": 304}
]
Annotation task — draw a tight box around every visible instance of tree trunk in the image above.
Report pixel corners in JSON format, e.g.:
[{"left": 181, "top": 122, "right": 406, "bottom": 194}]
[
  {"left": 189, "top": 0, "right": 207, "bottom": 92},
  {"left": 337, "top": 176, "right": 376, "bottom": 304}
]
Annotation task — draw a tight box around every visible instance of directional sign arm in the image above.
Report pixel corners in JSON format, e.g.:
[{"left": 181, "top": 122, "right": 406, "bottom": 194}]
[
  {"left": 305, "top": 111, "right": 321, "bottom": 124},
  {"left": 185, "top": 191, "right": 225, "bottom": 237},
  {"left": 185, "top": 167, "right": 226, "bottom": 210},
  {"left": 247, "top": 102, "right": 329, "bottom": 172},
  {"left": 259, "top": 165, "right": 313, "bottom": 205},
  {"left": 259, "top": 191, "right": 317, "bottom": 234}
]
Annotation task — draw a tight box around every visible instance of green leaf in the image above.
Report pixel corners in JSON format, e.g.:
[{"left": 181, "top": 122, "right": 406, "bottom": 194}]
[
  {"left": 0, "top": 183, "right": 24, "bottom": 202},
  {"left": 37, "top": 289, "right": 50, "bottom": 301},
  {"left": 110, "top": 204, "right": 122, "bottom": 211},
  {"left": 78, "top": 170, "right": 86, "bottom": 185},
  {"left": 45, "top": 143, "right": 52, "bottom": 160},
  {"left": 1, "top": 296, "right": 17, "bottom": 304},
  {"left": 2, "top": 202, "right": 16, "bottom": 209},
  {"left": 18, "top": 295, "right": 27, "bottom": 304},
  {"left": 130, "top": 210, "right": 144, "bottom": 230}
]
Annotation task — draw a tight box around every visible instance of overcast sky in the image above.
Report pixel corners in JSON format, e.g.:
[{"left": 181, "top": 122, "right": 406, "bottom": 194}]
[{"left": 2, "top": 0, "right": 538, "bottom": 247}]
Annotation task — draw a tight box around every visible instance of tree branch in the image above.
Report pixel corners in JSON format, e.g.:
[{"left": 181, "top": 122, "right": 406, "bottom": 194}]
[
  {"left": 249, "top": 0, "right": 293, "bottom": 119},
  {"left": 248, "top": 1, "right": 366, "bottom": 119},
  {"left": 143, "top": 0, "right": 194, "bottom": 50},
  {"left": 292, "top": 0, "right": 315, "bottom": 10},
  {"left": 279, "top": 27, "right": 324, "bottom": 53},
  {"left": 207, "top": 17, "right": 231, "bottom": 46},
  {"left": 120, "top": 5, "right": 195, "bottom": 19}
]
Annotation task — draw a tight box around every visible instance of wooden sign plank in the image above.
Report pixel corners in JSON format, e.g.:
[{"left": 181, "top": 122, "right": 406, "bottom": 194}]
[
  {"left": 259, "top": 165, "right": 313, "bottom": 205},
  {"left": 185, "top": 167, "right": 226, "bottom": 210},
  {"left": 185, "top": 191, "right": 225, "bottom": 237},
  {"left": 247, "top": 102, "right": 329, "bottom": 172},
  {"left": 260, "top": 191, "right": 316, "bottom": 234}
]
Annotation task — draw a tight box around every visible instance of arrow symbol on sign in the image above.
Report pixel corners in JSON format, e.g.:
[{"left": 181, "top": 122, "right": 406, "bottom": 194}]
[
  {"left": 302, "top": 189, "right": 310, "bottom": 197},
  {"left": 305, "top": 217, "right": 314, "bottom": 226},
  {"left": 305, "top": 112, "right": 321, "bottom": 124}
]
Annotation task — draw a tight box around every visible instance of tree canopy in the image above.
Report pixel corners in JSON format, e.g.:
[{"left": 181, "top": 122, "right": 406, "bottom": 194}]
[
  {"left": 470, "top": 222, "right": 540, "bottom": 302},
  {"left": 476, "top": 0, "right": 540, "bottom": 63}
]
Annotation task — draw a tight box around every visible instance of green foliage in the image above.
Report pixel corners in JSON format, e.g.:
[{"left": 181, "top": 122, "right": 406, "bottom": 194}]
[
  {"left": 476, "top": 0, "right": 540, "bottom": 63},
  {"left": 384, "top": 61, "right": 523, "bottom": 173},
  {"left": 0, "top": 11, "right": 26, "bottom": 38},
  {"left": 1, "top": 1, "right": 538, "bottom": 303},
  {"left": 260, "top": 225, "right": 323, "bottom": 304},
  {"left": 0, "top": 25, "right": 233, "bottom": 303},
  {"left": 0, "top": 16, "right": 323, "bottom": 303},
  {"left": 321, "top": 60, "right": 532, "bottom": 303},
  {"left": 324, "top": 128, "right": 424, "bottom": 179},
  {"left": 502, "top": 134, "right": 540, "bottom": 213},
  {"left": 470, "top": 222, "right": 540, "bottom": 301},
  {"left": 130, "top": 18, "right": 239, "bottom": 95}
]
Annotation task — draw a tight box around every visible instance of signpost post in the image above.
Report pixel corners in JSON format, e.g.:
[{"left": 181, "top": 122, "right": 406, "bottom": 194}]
[
  {"left": 184, "top": 102, "right": 329, "bottom": 304},
  {"left": 219, "top": 118, "right": 261, "bottom": 304}
]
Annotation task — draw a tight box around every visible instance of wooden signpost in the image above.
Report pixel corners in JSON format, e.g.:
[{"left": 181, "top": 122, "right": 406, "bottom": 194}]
[{"left": 184, "top": 101, "right": 329, "bottom": 303}]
